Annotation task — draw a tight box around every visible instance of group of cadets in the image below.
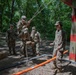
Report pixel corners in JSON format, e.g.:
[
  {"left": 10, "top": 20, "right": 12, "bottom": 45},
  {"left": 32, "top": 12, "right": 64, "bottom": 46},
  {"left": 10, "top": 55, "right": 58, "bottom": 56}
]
[
  {"left": 6, "top": 15, "right": 66, "bottom": 72},
  {"left": 6, "top": 15, "right": 41, "bottom": 56}
]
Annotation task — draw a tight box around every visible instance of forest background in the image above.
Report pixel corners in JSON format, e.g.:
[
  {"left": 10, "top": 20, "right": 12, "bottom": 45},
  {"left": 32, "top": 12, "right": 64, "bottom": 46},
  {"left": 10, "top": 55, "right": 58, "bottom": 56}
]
[{"left": 0, "top": 0, "right": 72, "bottom": 41}]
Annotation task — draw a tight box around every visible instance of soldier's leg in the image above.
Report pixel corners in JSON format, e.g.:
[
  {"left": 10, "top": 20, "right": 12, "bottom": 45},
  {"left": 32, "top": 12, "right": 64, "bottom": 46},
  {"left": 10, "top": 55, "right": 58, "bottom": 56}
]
[
  {"left": 23, "top": 41, "right": 26, "bottom": 57},
  {"left": 56, "top": 50, "right": 63, "bottom": 72},
  {"left": 32, "top": 42, "right": 36, "bottom": 56},
  {"left": 20, "top": 41, "right": 26, "bottom": 57},
  {"left": 36, "top": 43, "right": 40, "bottom": 55},
  {"left": 52, "top": 49, "right": 58, "bottom": 69},
  {"left": 23, "top": 46, "right": 26, "bottom": 57},
  {"left": 20, "top": 41, "right": 23, "bottom": 55},
  {"left": 12, "top": 46, "right": 16, "bottom": 55},
  {"left": 12, "top": 42, "right": 16, "bottom": 55},
  {"left": 8, "top": 42, "right": 12, "bottom": 55},
  {"left": 12, "top": 48, "right": 16, "bottom": 55}
]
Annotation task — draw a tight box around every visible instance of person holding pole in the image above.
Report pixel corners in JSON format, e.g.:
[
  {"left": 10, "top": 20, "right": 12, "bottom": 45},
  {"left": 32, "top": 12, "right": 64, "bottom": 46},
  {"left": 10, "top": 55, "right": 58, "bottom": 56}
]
[{"left": 50, "top": 21, "right": 66, "bottom": 72}]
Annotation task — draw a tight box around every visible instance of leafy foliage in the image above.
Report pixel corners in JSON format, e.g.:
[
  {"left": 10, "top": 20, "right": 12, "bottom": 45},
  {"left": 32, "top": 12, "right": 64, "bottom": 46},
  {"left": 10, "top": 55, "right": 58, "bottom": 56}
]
[{"left": 0, "top": 0, "right": 71, "bottom": 41}]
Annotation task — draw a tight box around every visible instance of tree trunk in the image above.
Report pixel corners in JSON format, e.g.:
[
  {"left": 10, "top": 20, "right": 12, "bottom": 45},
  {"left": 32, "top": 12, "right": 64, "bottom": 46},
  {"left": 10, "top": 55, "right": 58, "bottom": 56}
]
[
  {"left": 0, "top": 0, "right": 4, "bottom": 31},
  {"left": 0, "top": 11, "right": 2, "bottom": 31},
  {"left": 10, "top": 0, "right": 15, "bottom": 24}
]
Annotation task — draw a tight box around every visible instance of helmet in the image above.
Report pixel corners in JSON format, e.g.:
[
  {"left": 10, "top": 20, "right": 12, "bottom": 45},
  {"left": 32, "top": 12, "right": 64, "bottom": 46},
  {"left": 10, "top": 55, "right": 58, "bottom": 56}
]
[{"left": 21, "top": 15, "right": 26, "bottom": 19}]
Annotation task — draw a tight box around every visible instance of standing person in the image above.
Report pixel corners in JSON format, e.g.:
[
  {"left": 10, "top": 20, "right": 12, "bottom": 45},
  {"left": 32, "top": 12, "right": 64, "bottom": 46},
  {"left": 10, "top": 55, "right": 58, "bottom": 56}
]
[
  {"left": 20, "top": 26, "right": 30, "bottom": 57},
  {"left": 31, "top": 26, "right": 41, "bottom": 56},
  {"left": 50, "top": 21, "right": 66, "bottom": 72},
  {"left": 17, "top": 15, "right": 31, "bottom": 57},
  {"left": 6, "top": 24, "right": 17, "bottom": 55}
]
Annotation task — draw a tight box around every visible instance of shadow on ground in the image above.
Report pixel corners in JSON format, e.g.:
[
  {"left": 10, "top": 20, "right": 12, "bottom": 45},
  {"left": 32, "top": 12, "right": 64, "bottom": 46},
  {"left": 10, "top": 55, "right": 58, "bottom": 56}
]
[{"left": 62, "top": 65, "right": 76, "bottom": 75}]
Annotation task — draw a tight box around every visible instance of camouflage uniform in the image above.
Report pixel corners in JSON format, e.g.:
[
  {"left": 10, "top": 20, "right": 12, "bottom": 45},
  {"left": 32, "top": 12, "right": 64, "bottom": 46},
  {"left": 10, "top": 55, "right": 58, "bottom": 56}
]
[
  {"left": 31, "top": 27, "right": 41, "bottom": 55},
  {"left": 17, "top": 16, "right": 31, "bottom": 56},
  {"left": 21, "top": 27, "right": 30, "bottom": 57},
  {"left": 53, "top": 30, "right": 66, "bottom": 68},
  {"left": 6, "top": 25, "right": 17, "bottom": 55},
  {"left": 17, "top": 20, "right": 30, "bottom": 35},
  {"left": 51, "top": 21, "right": 66, "bottom": 70}
]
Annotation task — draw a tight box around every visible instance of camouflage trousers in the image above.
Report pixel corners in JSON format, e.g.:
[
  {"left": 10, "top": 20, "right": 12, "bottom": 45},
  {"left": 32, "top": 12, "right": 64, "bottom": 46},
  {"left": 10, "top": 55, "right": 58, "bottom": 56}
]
[
  {"left": 30, "top": 42, "right": 40, "bottom": 55},
  {"left": 7, "top": 40, "right": 16, "bottom": 55},
  {"left": 53, "top": 49, "right": 63, "bottom": 69},
  {"left": 21, "top": 40, "right": 36, "bottom": 56},
  {"left": 21, "top": 40, "right": 27, "bottom": 57}
]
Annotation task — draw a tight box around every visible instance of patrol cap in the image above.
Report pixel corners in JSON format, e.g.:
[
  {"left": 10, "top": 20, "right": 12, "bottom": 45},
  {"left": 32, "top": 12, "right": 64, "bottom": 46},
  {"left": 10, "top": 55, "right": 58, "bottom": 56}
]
[
  {"left": 21, "top": 15, "right": 26, "bottom": 19},
  {"left": 55, "top": 21, "right": 62, "bottom": 27},
  {"left": 55, "top": 21, "right": 60, "bottom": 26}
]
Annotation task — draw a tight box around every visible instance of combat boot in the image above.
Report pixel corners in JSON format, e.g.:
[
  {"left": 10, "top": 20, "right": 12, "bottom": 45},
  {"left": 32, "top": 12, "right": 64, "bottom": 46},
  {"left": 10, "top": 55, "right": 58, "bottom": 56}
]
[
  {"left": 51, "top": 61, "right": 57, "bottom": 69},
  {"left": 57, "top": 67, "right": 64, "bottom": 73}
]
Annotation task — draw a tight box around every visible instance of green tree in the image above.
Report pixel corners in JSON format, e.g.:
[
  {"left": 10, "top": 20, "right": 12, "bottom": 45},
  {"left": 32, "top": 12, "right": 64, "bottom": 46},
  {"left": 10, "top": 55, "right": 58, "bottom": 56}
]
[{"left": 0, "top": 0, "right": 72, "bottom": 41}]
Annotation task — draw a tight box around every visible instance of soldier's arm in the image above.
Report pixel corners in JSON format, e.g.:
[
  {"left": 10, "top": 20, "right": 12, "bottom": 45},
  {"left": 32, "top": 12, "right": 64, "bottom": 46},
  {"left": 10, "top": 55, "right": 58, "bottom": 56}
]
[
  {"left": 50, "top": 41, "right": 55, "bottom": 46},
  {"left": 17, "top": 21, "right": 22, "bottom": 32},
  {"left": 50, "top": 38, "right": 55, "bottom": 46},
  {"left": 17, "top": 21, "right": 20, "bottom": 30},
  {"left": 27, "top": 19, "right": 32, "bottom": 27},
  {"left": 58, "top": 43, "right": 63, "bottom": 50},
  {"left": 38, "top": 32, "right": 42, "bottom": 42}
]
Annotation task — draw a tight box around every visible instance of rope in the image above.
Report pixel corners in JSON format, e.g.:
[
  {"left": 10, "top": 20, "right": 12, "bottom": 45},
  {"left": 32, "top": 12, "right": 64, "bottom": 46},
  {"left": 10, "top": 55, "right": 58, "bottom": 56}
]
[
  {"left": 31, "top": 2, "right": 45, "bottom": 19},
  {"left": 30, "top": 1, "right": 52, "bottom": 21}
]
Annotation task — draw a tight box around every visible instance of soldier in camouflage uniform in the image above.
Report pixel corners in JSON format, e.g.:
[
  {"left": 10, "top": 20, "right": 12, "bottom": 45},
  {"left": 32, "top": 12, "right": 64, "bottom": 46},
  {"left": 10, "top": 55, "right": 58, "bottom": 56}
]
[
  {"left": 6, "top": 24, "right": 17, "bottom": 55},
  {"left": 30, "top": 26, "right": 41, "bottom": 56},
  {"left": 17, "top": 15, "right": 31, "bottom": 56},
  {"left": 20, "top": 26, "right": 30, "bottom": 57},
  {"left": 17, "top": 15, "right": 31, "bottom": 35},
  {"left": 50, "top": 21, "right": 66, "bottom": 72}
]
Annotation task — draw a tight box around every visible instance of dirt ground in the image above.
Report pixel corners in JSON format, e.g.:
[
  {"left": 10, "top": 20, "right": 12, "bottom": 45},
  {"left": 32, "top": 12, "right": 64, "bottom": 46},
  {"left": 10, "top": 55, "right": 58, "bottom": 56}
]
[{"left": 0, "top": 33, "right": 76, "bottom": 75}]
